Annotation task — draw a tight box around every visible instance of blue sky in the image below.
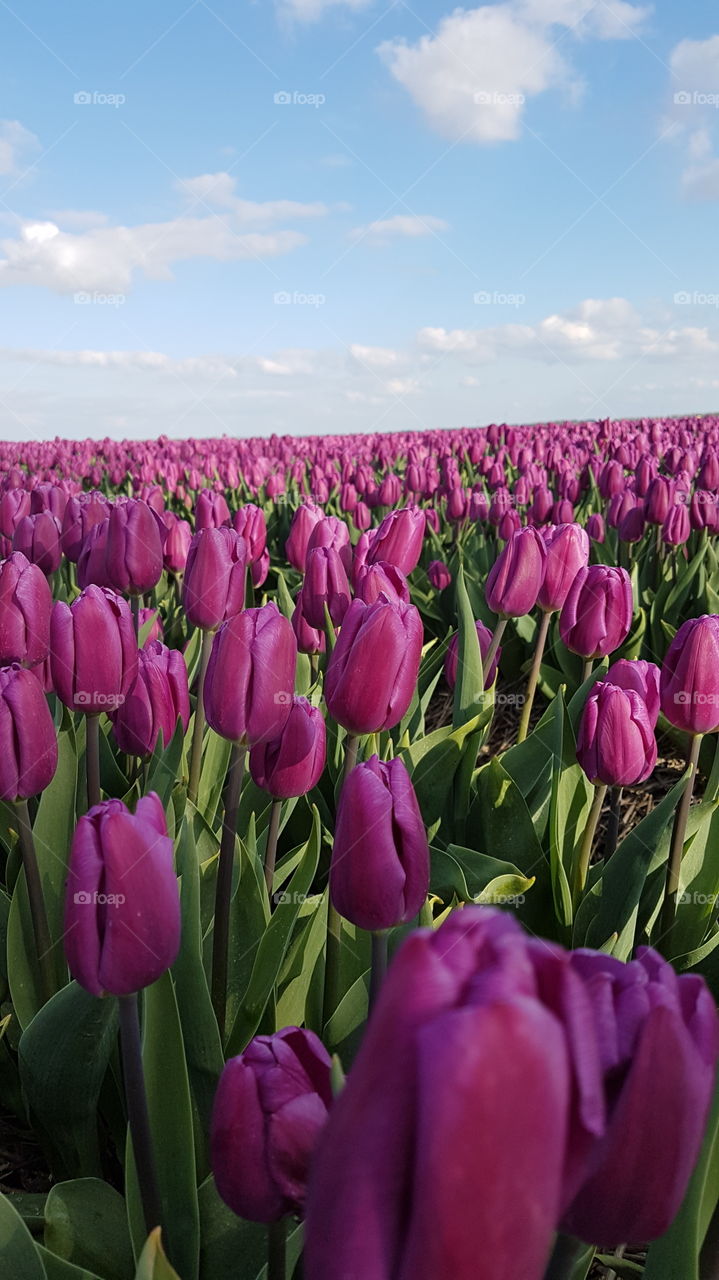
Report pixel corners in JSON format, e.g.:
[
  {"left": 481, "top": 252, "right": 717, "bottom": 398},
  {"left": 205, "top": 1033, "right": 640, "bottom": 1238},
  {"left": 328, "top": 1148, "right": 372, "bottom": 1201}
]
[{"left": 0, "top": 0, "right": 718, "bottom": 439}]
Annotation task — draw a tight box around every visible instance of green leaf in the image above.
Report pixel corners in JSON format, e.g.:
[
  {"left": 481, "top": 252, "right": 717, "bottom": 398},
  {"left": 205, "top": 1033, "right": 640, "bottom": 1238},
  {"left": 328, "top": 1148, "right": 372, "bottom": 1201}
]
[
  {"left": 0, "top": 1191, "right": 47, "bottom": 1279},
  {"left": 452, "top": 565, "right": 486, "bottom": 727},
  {"left": 146, "top": 721, "right": 187, "bottom": 811},
  {"left": 501, "top": 693, "right": 563, "bottom": 842},
  {"left": 198, "top": 1177, "right": 303, "bottom": 1280},
  {"left": 36, "top": 1245, "right": 103, "bottom": 1280},
  {"left": 125, "top": 975, "right": 200, "bottom": 1280},
  {"left": 43, "top": 1180, "right": 133, "bottom": 1280},
  {"left": 19, "top": 983, "right": 118, "bottom": 1180}
]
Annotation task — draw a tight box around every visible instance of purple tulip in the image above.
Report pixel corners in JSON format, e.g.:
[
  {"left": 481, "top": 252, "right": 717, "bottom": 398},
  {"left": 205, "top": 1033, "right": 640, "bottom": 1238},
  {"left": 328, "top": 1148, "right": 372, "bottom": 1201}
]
[
  {"left": 586, "top": 512, "right": 605, "bottom": 543},
  {"left": 366, "top": 506, "right": 425, "bottom": 575},
  {"left": 105, "top": 500, "right": 164, "bottom": 595},
  {"left": 324, "top": 598, "right": 423, "bottom": 735},
  {"left": 249, "top": 696, "right": 326, "bottom": 798},
  {"left": 211, "top": 1027, "right": 332, "bottom": 1223},
  {"left": 559, "top": 565, "right": 633, "bottom": 659},
  {"left": 50, "top": 586, "right": 138, "bottom": 714},
  {"left": 0, "top": 488, "right": 30, "bottom": 539},
  {"left": 306, "top": 516, "right": 352, "bottom": 574},
  {"left": 0, "top": 665, "right": 57, "bottom": 799},
  {"left": 232, "top": 504, "right": 267, "bottom": 564},
  {"left": 428, "top": 559, "right": 452, "bottom": 591},
  {"left": 285, "top": 503, "right": 325, "bottom": 572},
  {"left": 162, "top": 512, "right": 192, "bottom": 573},
  {"left": 195, "top": 489, "right": 230, "bottom": 530},
  {"left": 577, "top": 682, "right": 657, "bottom": 786},
  {"left": 662, "top": 502, "right": 691, "bottom": 546},
  {"left": 486, "top": 526, "right": 547, "bottom": 618},
  {"left": 0, "top": 551, "right": 52, "bottom": 668},
  {"left": 12, "top": 512, "right": 62, "bottom": 576},
  {"left": 251, "top": 547, "right": 270, "bottom": 588},
  {"left": 605, "top": 657, "right": 660, "bottom": 727},
  {"left": 330, "top": 755, "right": 429, "bottom": 931},
  {"left": 444, "top": 620, "right": 499, "bottom": 690},
  {"left": 660, "top": 614, "right": 719, "bottom": 734},
  {"left": 61, "top": 492, "right": 110, "bottom": 563},
  {"left": 77, "top": 518, "right": 112, "bottom": 589},
  {"left": 111, "top": 640, "right": 190, "bottom": 757},
  {"left": 562, "top": 947, "right": 718, "bottom": 1245},
  {"left": 204, "top": 603, "right": 297, "bottom": 744},
  {"left": 645, "top": 476, "right": 674, "bottom": 525},
  {"left": 537, "top": 523, "right": 590, "bottom": 613},
  {"left": 64, "top": 793, "right": 180, "bottom": 997},
  {"left": 291, "top": 597, "right": 326, "bottom": 656},
  {"left": 355, "top": 561, "right": 410, "bottom": 606},
  {"left": 301, "top": 546, "right": 352, "bottom": 629},
  {"left": 618, "top": 504, "right": 646, "bottom": 543},
  {"left": 182, "top": 527, "right": 247, "bottom": 631}
]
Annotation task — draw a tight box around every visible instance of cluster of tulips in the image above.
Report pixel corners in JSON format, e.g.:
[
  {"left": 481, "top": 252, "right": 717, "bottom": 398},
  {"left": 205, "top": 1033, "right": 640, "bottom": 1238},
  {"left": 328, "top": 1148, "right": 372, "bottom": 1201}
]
[{"left": 2, "top": 415, "right": 719, "bottom": 1279}]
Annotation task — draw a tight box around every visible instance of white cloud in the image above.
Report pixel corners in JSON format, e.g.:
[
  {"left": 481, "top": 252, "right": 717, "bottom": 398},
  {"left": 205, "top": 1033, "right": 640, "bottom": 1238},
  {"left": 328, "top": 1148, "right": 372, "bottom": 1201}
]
[
  {"left": 0, "top": 172, "right": 331, "bottom": 294},
  {"left": 349, "top": 343, "right": 402, "bottom": 366},
  {"left": 379, "top": 0, "right": 649, "bottom": 144},
  {"left": 668, "top": 36, "right": 719, "bottom": 200},
  {"left": 277, "top": 0, "right": 373, "bottom": 21},
  {"left": 349, "top": 213, "right": 449, "bottom": 243},
  {"left": 0, "top": 120, "right": 40, "bottom": 177}
]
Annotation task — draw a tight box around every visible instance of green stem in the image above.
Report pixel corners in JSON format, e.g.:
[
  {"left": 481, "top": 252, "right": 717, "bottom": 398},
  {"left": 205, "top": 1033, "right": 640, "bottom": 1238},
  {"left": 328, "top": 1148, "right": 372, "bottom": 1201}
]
[
  {"left": 369, "top": 931, "right": 388, "bottom": 1011},
  {"left": 118, "top": 994, "right": 163, "bottom": 1240},
  {"left": 267, "top": 1218, "right": 286, "bottom": 1280},
  {"left": 573, "top": 784, "right": 607, "bottom": 904},
  {"left": 86, "top": 713, "right": 101, "bottom": 810},
  {"left": 211, "top": 741, "right": 246, "bottom": 1039},
  {"left": 660, "top": 732, "right": 702, "bottom": 944},
  {"left": 15, "top": 800, "right": 54, "bottom": 1005},
  {"left": 264, "top": 798, "right": 282, "bottom": 897},
  {"left": 581, "top": 657, "right": 594, "bottom": 685},
  {"left": 543, "top": 1235, "right": 593, "bottom": 1280},
  {"left": 517, "top": 610, "right": 551, "bottom": 743},
  {"left": 187, "top": 629, "right": 214, "bottom": 806},
  {"left": 604, "top": 786, "right": 623, "bottom": 860},
  {"left": 323, "top": 734, "right": 359, "bottom": 1032},
  {"left": 483, "top": 617, "right": 507, "bottom": 685}
]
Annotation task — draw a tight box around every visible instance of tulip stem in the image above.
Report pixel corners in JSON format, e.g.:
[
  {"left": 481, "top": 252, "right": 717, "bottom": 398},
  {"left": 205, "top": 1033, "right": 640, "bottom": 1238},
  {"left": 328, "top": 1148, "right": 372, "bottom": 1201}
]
[
  {"left": 573, "top": 784, "right": 607, "bottom": 905},
  {"left": 581, "top": 658, "right": 593, "bottom": 684},
  {"left": 264, "top": 798, "right": 282, "bottom": 897},
  {"left": 267, "top": 1218, "right": 286, "bottom": 1280},
  {"left": 131, "top": 593, "right": 140, "bottom": 639},
  {"left": 660, "top": 732, "right": 703, "bottom": 946},
  {"left": 322, "top": 734, "right": 359, "bottom": 1033},
  {"left": 118, "top": 993, "right": 163, "bottom": 1240},
  {"left": 604, "top": 786, "right": 623, "bottom": 860},
  {"left": 86, "top": 714, "right": 101, "bottom": 810},
  {"left": 483, "top": 618, "right": 507, "bottom": 685},
  {"left": 543, "top": 1234, "right": 592, "bottom": 1280},
  {"left": 517, "top": 610, "right": 551, "bottom": 743},
  {"left": 211, "top": 740, "right": 246, "bottom": 1040},
  {"left": 369, "top": 931, "right": 388, "bottom": 1011},
  {"left": 187, "top": 629, "right": 213, "bottom": 806},
  {"left": 15, "top": 800, "right": 54, "bottom": 1005}
]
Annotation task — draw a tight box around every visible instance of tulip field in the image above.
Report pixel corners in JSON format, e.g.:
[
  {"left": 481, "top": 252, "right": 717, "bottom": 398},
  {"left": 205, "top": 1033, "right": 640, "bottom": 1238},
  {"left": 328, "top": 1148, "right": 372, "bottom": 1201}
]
[{"left": 3, "top": 419, "right": 719, "bottom": 1280}]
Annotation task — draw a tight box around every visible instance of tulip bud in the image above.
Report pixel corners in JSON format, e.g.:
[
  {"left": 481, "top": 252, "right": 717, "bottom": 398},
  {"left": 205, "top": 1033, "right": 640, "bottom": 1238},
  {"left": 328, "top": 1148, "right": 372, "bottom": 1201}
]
[
  {"left": 355, "top": 561, "right": 410, "bottom": 606},
  {"left": 428, "top": 560, "right": 452, "bottom": 591},
  {"left": 324, "top": 598, "right": 423, "bottom": 735},
  {"left": 204, "top": 603, "right": 297, "bottom": 744},
  {"left": 0, "top": 488, "right": 30, "bottom": 539},
  {"left": 0, "top": 551, "right": 52, "bottom": 668},
  {"left": 486, "top": 526, "right": 547, "bottom": 618},
  {"left": 618, "top": 505, "right": 645, "bottom": 544},
  {"left": 249, "top": 696, "right": 326, "bottom": 798},
  {"left": 12, "top": 512, "right": 62, "bottom": 576},
  {"left": 251, "top": 548, "right": 270, "bottom": 588},
  {"left": 586, "top": 513, "right": 605, "bottom": 543},
  {"left": 285, "top": 503, "right": 324, "bottom": 572},
  {"left": 366, "top": 506, "right": 425, "bottom": 575},
  {"left": 232, "top": 504, "right": 267, "bottom": 564},
  {"left": 644, "top": 476, "right": 674, "bottom": 524},
  {"left": 61, "top": 492, "right": 110, "bottom": 563},
  {"left": 50, "top": 585, "right": 138, "bottom": 714},
  {"left": 0, "top": 665, "right": 57, "bottom": 799},
  {"left": 537, "top": 524, "right": 589, "bottom": 613},
  {"left": 301, "top": 546, "right": 351, "bottom": 629},
  {"left": 559, "top": 565, "right": 633, "bottom": 659},
  {"left": 291, "top": 597, "right": 325, "bottom": 656},
  {"left": 195, "top": 489, "right": 230, "bottom": 530},
  {"left": 330, "top": 755, "right": 429, "bottom": 930},
  {"left": 105, "top": 500, "right": 164, "bottom": 595},
  {"left": 64, "top": 794, "right": 180, "bottom": 997},
  {"left": 212, "top": 1027, "right": 332, "bottom": 1223},
  {"left": 662, "top": 502, "right": 691, "bottom": 546},
  {"left": 111, "top": 641, "right": 190, "bottom": 757},
  {"left": 444, "top": 619, "right": 499, "bottom": 691},
  {"left": 660, "top": 614, "right": 719, "bottom": 734},
  {"left": 162, "top": 512, "right": 192, "bottom": 573},
  {"left": 77, "top": 519, "right": 112, "bottom": 590},
  {"left": 605, "top": 657, "right": 660, "bottom": 727},
  {"left": 576, "top": 682, "right": 657, "bottom": 786},
  {"left": 183, "top": 527, "right": 247, "bottom": 631}
]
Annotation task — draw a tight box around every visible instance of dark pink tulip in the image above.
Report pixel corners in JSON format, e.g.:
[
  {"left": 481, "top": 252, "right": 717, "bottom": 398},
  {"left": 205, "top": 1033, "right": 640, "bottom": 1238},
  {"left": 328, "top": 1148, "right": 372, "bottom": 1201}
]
[
  {"left": 486, "top": 526, "right": 547, "bottom": 618},
  {"left": 586, "top": 512, "right": 605, "bottom": 542},
  {"left": 530, "top": 484, "right": 553, "bottom": 524},
  {"left": 538, "top": 523, "right": 589, "bottom": 613},
  {"left": 204, "top": 603, "right": 297, "bottom": 744},
  {"left": 379, "top": 473, "right": 401, "bottom": 506},
  {"left": 699, "top": 452, "right": 719, "bottom": 490},
  {"left": 50, "top": 586, "right": 138, "bottom": 714},
  {"left": 195, "top": 488, "right": 230, "bottom": 530},
  {"left": 605, "top": 657, "right": 660, "bottom": 727},
  {"left": 559, "top": 566, "right": 633, "bottom": 659},
  {"left": 111, "top": 640, "right": 190, "bottom": 757},
  {"left": 291, "top": 597, "right": 325, "bottom": 656},
  {"left": 366, "top": 506, "right": 425, "bottom": 575},
  {"left": 0, "top": 552, "right": 52, "bottom": 667},
  {"left": 427, "top": 560, "right": 451, "bottom": 591},
  {"left": 330, "top": 755, "right": 429, "bottom": 931},
  {"left": 64, "top": 793, "right": 180, "bottom": 997},
  {"left": 690, "top": 490, "right": 719, "bottom": 532},
  {"left": 644, "top": 475, "right": 674, "bottom": 524},
  {"left": 662, "top": 502, "right": 691, "bottom": 546},
  {"left": 232, "top": 504, "right": 267, "bottom": 564},
  {"left": 249, "top": 696, "right": 326, "bottom": 797},
  {"left": 183, "top": 527, "right": 247, "bottom": 631},
  {"left": 469, "top": 491, "right": 488, "bottom": 522},
  {"left": 618, "top": 504, "right": 645, "bottom": 543},
  {"left": 77, "top": 519, "right": 112, "bottom": 589},
  {"left": 660, "top": 615, "right": 719, "bottom": 734},
  {"left": 353, "top": 500, "right": 371, "bottom": 531},
  {"left": 444, "top": 619, "right": 499, "bottom": 690},
  {"left": 562, "top": 948, "right": 718, "bottom": 1245},
  {"left": 0, "top": 665, "right": 57, "bottom": 799},
  {"left": 498, "top": 509, "right": 521, "bottom": 540},
  {"left": 423, "top": 506, "right": 439, "bottom": 534},
  {"left": 0, "top": 488, "right": 30, "bottom": 539},
  {"left": 211, "top": 1027, "right": 332, "bottom": 1223},
  {"left": 355, "top": 561, "right": 410, "bottom": 606},
  {"left": 61, "top": 492, "right": 110, "bottom": 563},
  {"left": 12, "top": 512, "right": 62, "bottom": 575},
  {"left": 162, "top": 512, "right": 192, "bottom": 573},
  {"left": 105, "top": 500, "right": 164, "bottom": 595},
  {"left": 285, "top": 503, "right": 324, "bottom": 572},
  {"left": 577, "top": 682, "right": 656, "bottom": 786},
  {"left": 251, "top": 547, "right": 270, "bottom": 588},
  {"left": 606, "top": 489, "right": 637, "bottom": 530},
  {"left": 306, "top": 516, "right": 352, "bottom": 573},
  {"left": 324, "top": 598, "right": 423, "bottom": 735},
  {"left": 301, "top": 546, "right": 351, "bottom": 629}
]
